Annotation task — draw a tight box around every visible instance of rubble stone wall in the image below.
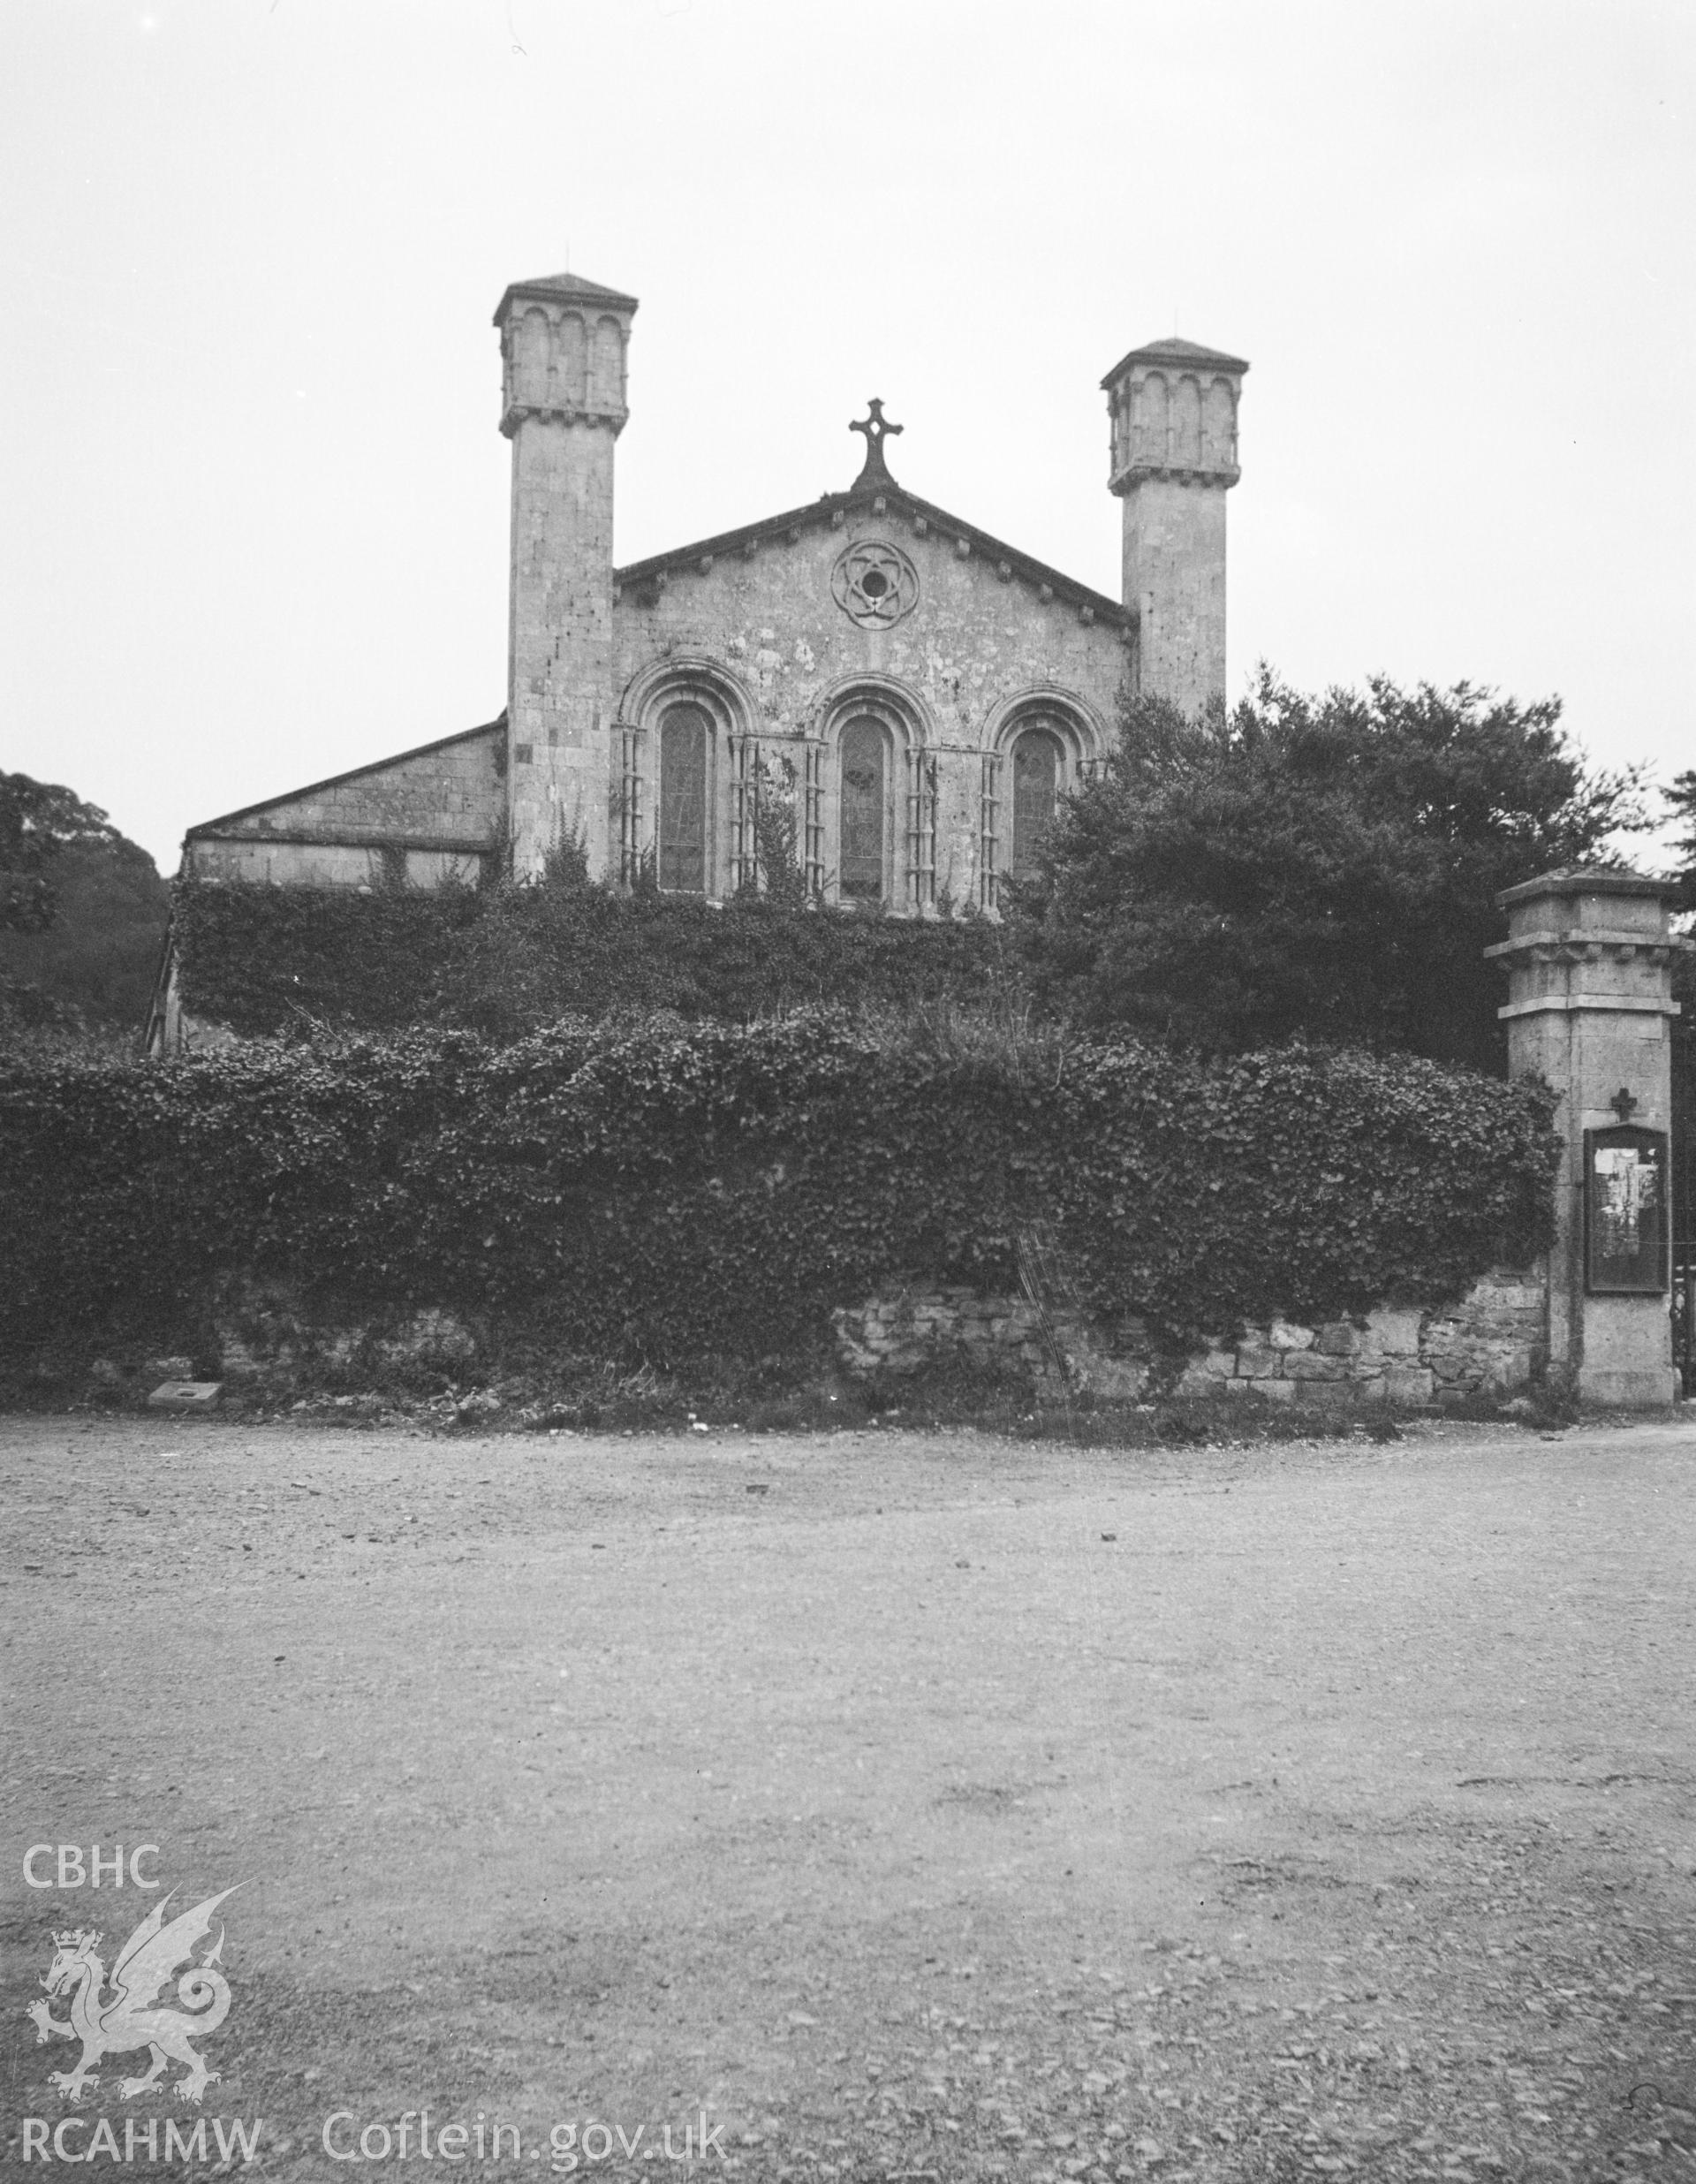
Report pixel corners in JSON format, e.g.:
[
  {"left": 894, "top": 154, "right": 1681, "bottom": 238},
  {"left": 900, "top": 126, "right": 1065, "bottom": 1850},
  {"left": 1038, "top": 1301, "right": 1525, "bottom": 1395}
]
[{"left": 832, "top": 1266, "right": 1548, "bottom": 1410}]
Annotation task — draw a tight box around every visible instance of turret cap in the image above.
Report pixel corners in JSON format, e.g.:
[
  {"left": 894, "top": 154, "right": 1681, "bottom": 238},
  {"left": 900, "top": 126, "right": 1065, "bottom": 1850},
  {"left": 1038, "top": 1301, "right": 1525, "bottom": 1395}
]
[{"left": 494, "top": 271, "right": 640, "bottom": 325}]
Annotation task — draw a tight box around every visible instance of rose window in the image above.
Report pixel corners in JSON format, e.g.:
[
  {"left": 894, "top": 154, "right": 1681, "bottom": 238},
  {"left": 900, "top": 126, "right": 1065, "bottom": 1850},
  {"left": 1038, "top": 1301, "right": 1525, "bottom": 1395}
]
[{"left": 830, "top": 540, "right": 920, "bottom": 629}]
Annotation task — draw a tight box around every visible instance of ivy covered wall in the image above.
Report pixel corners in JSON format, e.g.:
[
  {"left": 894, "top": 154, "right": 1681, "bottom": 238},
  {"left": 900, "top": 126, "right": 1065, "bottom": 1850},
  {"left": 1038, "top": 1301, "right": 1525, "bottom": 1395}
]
[{"left": 1, "top": 1015, "right": 1558, "bottom": 1383}]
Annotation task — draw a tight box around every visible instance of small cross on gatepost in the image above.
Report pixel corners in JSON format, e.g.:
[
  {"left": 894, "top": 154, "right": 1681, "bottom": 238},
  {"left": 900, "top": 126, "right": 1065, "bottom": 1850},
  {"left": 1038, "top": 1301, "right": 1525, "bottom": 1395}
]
[
  {"left": 1609, "top": 1087, "right": 1639, "bottom": 1123},
  {"left": 849, "top": 398, "right": 903, "bottom": 488}
]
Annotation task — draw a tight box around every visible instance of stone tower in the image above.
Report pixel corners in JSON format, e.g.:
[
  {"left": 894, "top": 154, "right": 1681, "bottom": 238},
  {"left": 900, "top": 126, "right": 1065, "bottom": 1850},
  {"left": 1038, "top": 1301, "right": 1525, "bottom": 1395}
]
[
  {"left": 494, "top": 270, "right": 639, "bottom": 879},
  {"left": 1102, "top": 337, "right": 1248, "bottom": 719}
]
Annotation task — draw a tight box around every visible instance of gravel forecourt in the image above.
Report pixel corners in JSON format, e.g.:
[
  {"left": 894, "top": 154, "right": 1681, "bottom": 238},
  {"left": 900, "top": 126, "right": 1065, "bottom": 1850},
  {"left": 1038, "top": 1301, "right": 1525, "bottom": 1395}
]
[{"left": 4, "top": 1412, "right": 1694, "bottom": 2183}]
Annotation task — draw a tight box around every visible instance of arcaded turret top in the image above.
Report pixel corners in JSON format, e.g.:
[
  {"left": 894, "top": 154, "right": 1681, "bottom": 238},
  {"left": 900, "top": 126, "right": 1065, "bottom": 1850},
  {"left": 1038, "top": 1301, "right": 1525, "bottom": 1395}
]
[
  {"left": 1099, "top": 335, "right": 1250, "bottom": 390},
  {"left": 493, "top": 270, "right": 640, "bottom": 325}
]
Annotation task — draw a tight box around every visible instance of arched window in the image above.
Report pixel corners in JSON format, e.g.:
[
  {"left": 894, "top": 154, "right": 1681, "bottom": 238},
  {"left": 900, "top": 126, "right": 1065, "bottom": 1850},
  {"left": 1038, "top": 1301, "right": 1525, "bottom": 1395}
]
[
  {"left": 839, "top": 717, "right": 888, "bottom": 902},
  {"left": 658, "top": 703, "right": 709, "bottom": 894},
  {"left": 1011, "top": 727, "right": 1063, "bottom": 882}
]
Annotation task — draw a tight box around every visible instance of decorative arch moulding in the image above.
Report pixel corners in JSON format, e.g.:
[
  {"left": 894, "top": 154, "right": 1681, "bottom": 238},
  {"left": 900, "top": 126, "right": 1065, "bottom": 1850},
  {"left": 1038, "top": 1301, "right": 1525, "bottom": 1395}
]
[
  {"left": 981, "top": 687, "right": 1108, "bottom": 765},
  {"left": 618, "top": 652, "right": 761, "bottom": 736},
  {"left": 809, "top": 672, "right": 937, "bottom": 756}
]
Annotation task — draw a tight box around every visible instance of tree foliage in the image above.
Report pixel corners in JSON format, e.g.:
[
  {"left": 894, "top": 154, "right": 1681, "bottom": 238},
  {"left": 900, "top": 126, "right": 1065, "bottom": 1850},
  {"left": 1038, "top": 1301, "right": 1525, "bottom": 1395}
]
[
  {"left": 0, "top": 772, "right": 125, "bottom": 934},
  {"left": 0, "top": 776, "right": 168, "bottom": 1048},
  {"left": 1011, "top": 671, "right": 1645, "bottom": 1069},
  {"left": 1664, "top": 770, "right": 1696, "bottom": 917}
]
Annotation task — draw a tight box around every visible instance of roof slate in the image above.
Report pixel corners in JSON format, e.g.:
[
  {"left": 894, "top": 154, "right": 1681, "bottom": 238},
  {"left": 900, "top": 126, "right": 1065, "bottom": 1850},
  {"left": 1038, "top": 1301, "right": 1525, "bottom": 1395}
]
[
  {"left": 1100, "top": 335, "right": 1250, "bottom": 387},
  {"left": 186, "top": 718, "right": 507, "bottom": 839},
  {"left": 493, "top": 270, "right": 640, "bottom": 322}
]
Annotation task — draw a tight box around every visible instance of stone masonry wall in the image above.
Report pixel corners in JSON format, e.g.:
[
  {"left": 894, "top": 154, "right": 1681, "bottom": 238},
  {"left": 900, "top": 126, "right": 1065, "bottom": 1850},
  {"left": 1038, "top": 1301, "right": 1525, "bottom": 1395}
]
[
  {"left": 833, "top": 1267, "right": 1548, "bottom": 1411},
  {"left": 1118, "top": 477, "right": 1229, "bottom": 721},
  {"left": 185, "top": 723, "right": 505, "bottom": 885},
  {"left": 507, "top": 412, "right": 620, "bottom": 880}
]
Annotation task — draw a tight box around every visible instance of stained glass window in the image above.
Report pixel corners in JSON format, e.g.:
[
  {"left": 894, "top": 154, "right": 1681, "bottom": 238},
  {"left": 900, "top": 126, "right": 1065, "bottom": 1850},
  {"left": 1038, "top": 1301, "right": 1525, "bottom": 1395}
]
[
  {"left": 1011, "top": 728, "right": 1062, "bottom": 883},
  {"left": 839, "top": 717, "right": 886, "bottom": 902},
  {"left": 658, "top": 705, "right": 708, "bottom": 894}
]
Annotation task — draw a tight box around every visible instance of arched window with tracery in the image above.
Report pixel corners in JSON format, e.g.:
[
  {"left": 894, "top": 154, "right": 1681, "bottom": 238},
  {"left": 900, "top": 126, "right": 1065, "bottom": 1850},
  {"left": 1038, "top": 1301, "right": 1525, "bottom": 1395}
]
[
  {"left": 658, "top": 703, "right": 709, "bottom": 894},
  {"left": 839, "top": 717, "right": 888, "bottom": 902},
  {"left": 1011, "top": 726, "right": 1063, "bottom": 883}
]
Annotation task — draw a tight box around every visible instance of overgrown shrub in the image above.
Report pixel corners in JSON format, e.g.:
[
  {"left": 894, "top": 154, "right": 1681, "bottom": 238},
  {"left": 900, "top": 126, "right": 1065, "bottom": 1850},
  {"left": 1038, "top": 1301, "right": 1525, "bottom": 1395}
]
[
  {"left": 0, "top": 976, "right": 136, "bottom": 1060},
  {"left": 1011, "top": 672, "right": 1645, "bottom": 1070},
  {"left": 171, "top": 880, "right": 484, "bottom": 1035},
  {"left": 0, "top": 1016, "right": 1559, "bottom": 1381},
  {"left": 172, "top": 877, "right": 1011, "bottom": 1038}
]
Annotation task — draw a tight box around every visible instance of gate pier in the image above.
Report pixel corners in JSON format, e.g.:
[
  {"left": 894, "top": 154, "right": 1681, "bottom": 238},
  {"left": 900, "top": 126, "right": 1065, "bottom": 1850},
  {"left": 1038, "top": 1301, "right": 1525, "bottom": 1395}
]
[{"left": 1488, "top": 869, "right": 1691, "bottom": 1408}]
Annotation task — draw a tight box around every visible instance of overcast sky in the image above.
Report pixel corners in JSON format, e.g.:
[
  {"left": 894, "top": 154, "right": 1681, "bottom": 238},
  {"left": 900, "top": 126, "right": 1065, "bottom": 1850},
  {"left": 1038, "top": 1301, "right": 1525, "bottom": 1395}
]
[{"left": 3, "top": 1, "right": 1692, "bottom": 875}]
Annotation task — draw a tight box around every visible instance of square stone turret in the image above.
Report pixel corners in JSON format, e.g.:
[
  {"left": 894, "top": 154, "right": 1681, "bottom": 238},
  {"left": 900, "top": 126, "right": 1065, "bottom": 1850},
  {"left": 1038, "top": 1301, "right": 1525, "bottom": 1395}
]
[
  {"left": 1102, "top": 336, "right": 1247, "bottom": 720},
  {"left": 494, "top": 270, "right": 639, "bottom": 879}
]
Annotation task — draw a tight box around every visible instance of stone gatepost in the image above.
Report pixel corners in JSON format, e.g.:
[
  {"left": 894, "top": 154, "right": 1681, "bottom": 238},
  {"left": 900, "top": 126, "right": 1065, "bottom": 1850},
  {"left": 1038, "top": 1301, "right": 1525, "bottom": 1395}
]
[{"left": 1488, "top": 869, "right": 1691, "bottom": 1408}]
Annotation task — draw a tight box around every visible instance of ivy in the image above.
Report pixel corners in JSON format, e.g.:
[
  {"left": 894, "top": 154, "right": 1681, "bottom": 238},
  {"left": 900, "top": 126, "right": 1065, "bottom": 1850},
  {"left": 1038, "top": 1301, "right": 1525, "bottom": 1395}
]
[
  {"left": 172, "top": 881, "right": 483, "bottom": 1035},
  {"left": 172, "top": 878, "right": 1010, "bottom": 1039},
  {"left": 0, "top": 1018, "right": 1558, "bottom": 1375}
]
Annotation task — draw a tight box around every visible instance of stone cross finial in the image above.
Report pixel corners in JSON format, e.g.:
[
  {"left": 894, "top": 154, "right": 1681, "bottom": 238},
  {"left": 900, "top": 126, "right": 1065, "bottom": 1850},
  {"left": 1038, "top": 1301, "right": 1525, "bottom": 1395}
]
[
  {"left": 849, "top": 398, "right": 902, "bottom": 486},
  {"left": 1609, "top": 1086, "right": 1639, "bottom": 1122}
]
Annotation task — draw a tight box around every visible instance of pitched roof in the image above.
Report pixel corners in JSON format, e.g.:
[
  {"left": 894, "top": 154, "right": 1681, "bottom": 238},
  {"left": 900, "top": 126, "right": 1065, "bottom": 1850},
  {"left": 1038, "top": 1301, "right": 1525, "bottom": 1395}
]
[
  {"left": 1100, "top": 335, "right": 1250, "bottom": 388},
  {"left": 185, "top": 718, "right": 506, "bottom": 839},
  {"left": 615, "top": 480, "right": 1129, "bottom": 627},
  {"left": 493, "top": 270, "right": 640, "bottom": 323}
]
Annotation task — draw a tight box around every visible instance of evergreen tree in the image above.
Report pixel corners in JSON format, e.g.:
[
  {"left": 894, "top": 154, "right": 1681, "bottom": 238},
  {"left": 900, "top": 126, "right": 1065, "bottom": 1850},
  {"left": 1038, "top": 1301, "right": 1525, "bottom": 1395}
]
[
  {"left": 1664, "top": 770, "right": 1696, "bottom": 915},
  {"left": 1011, "top": 670, "right": 1645, "bottom": 1071}
]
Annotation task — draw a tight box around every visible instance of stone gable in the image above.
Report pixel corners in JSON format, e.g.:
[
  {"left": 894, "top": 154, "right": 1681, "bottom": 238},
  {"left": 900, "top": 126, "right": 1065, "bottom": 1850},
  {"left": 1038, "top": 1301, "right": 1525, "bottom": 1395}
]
[
  {"left": 185, "top": 721, "right": 504, "bottom": 890},
  {"left": 614, "top": 500, "right": 1127, "bottom": 747}
]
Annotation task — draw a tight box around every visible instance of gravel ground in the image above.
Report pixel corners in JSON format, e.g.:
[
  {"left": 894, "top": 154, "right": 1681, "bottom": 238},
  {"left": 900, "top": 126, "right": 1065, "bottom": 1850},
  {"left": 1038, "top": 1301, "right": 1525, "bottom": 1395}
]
[{"left": 4, "top": 1411, "right": 1695, "bottom": 2183}]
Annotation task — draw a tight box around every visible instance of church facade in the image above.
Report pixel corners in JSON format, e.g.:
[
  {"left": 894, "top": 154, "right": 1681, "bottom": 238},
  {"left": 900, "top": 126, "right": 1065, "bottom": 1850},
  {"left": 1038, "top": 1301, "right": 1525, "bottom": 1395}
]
[{"left": 165, "top": 269, "right": 1246, "bottom": 958}]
